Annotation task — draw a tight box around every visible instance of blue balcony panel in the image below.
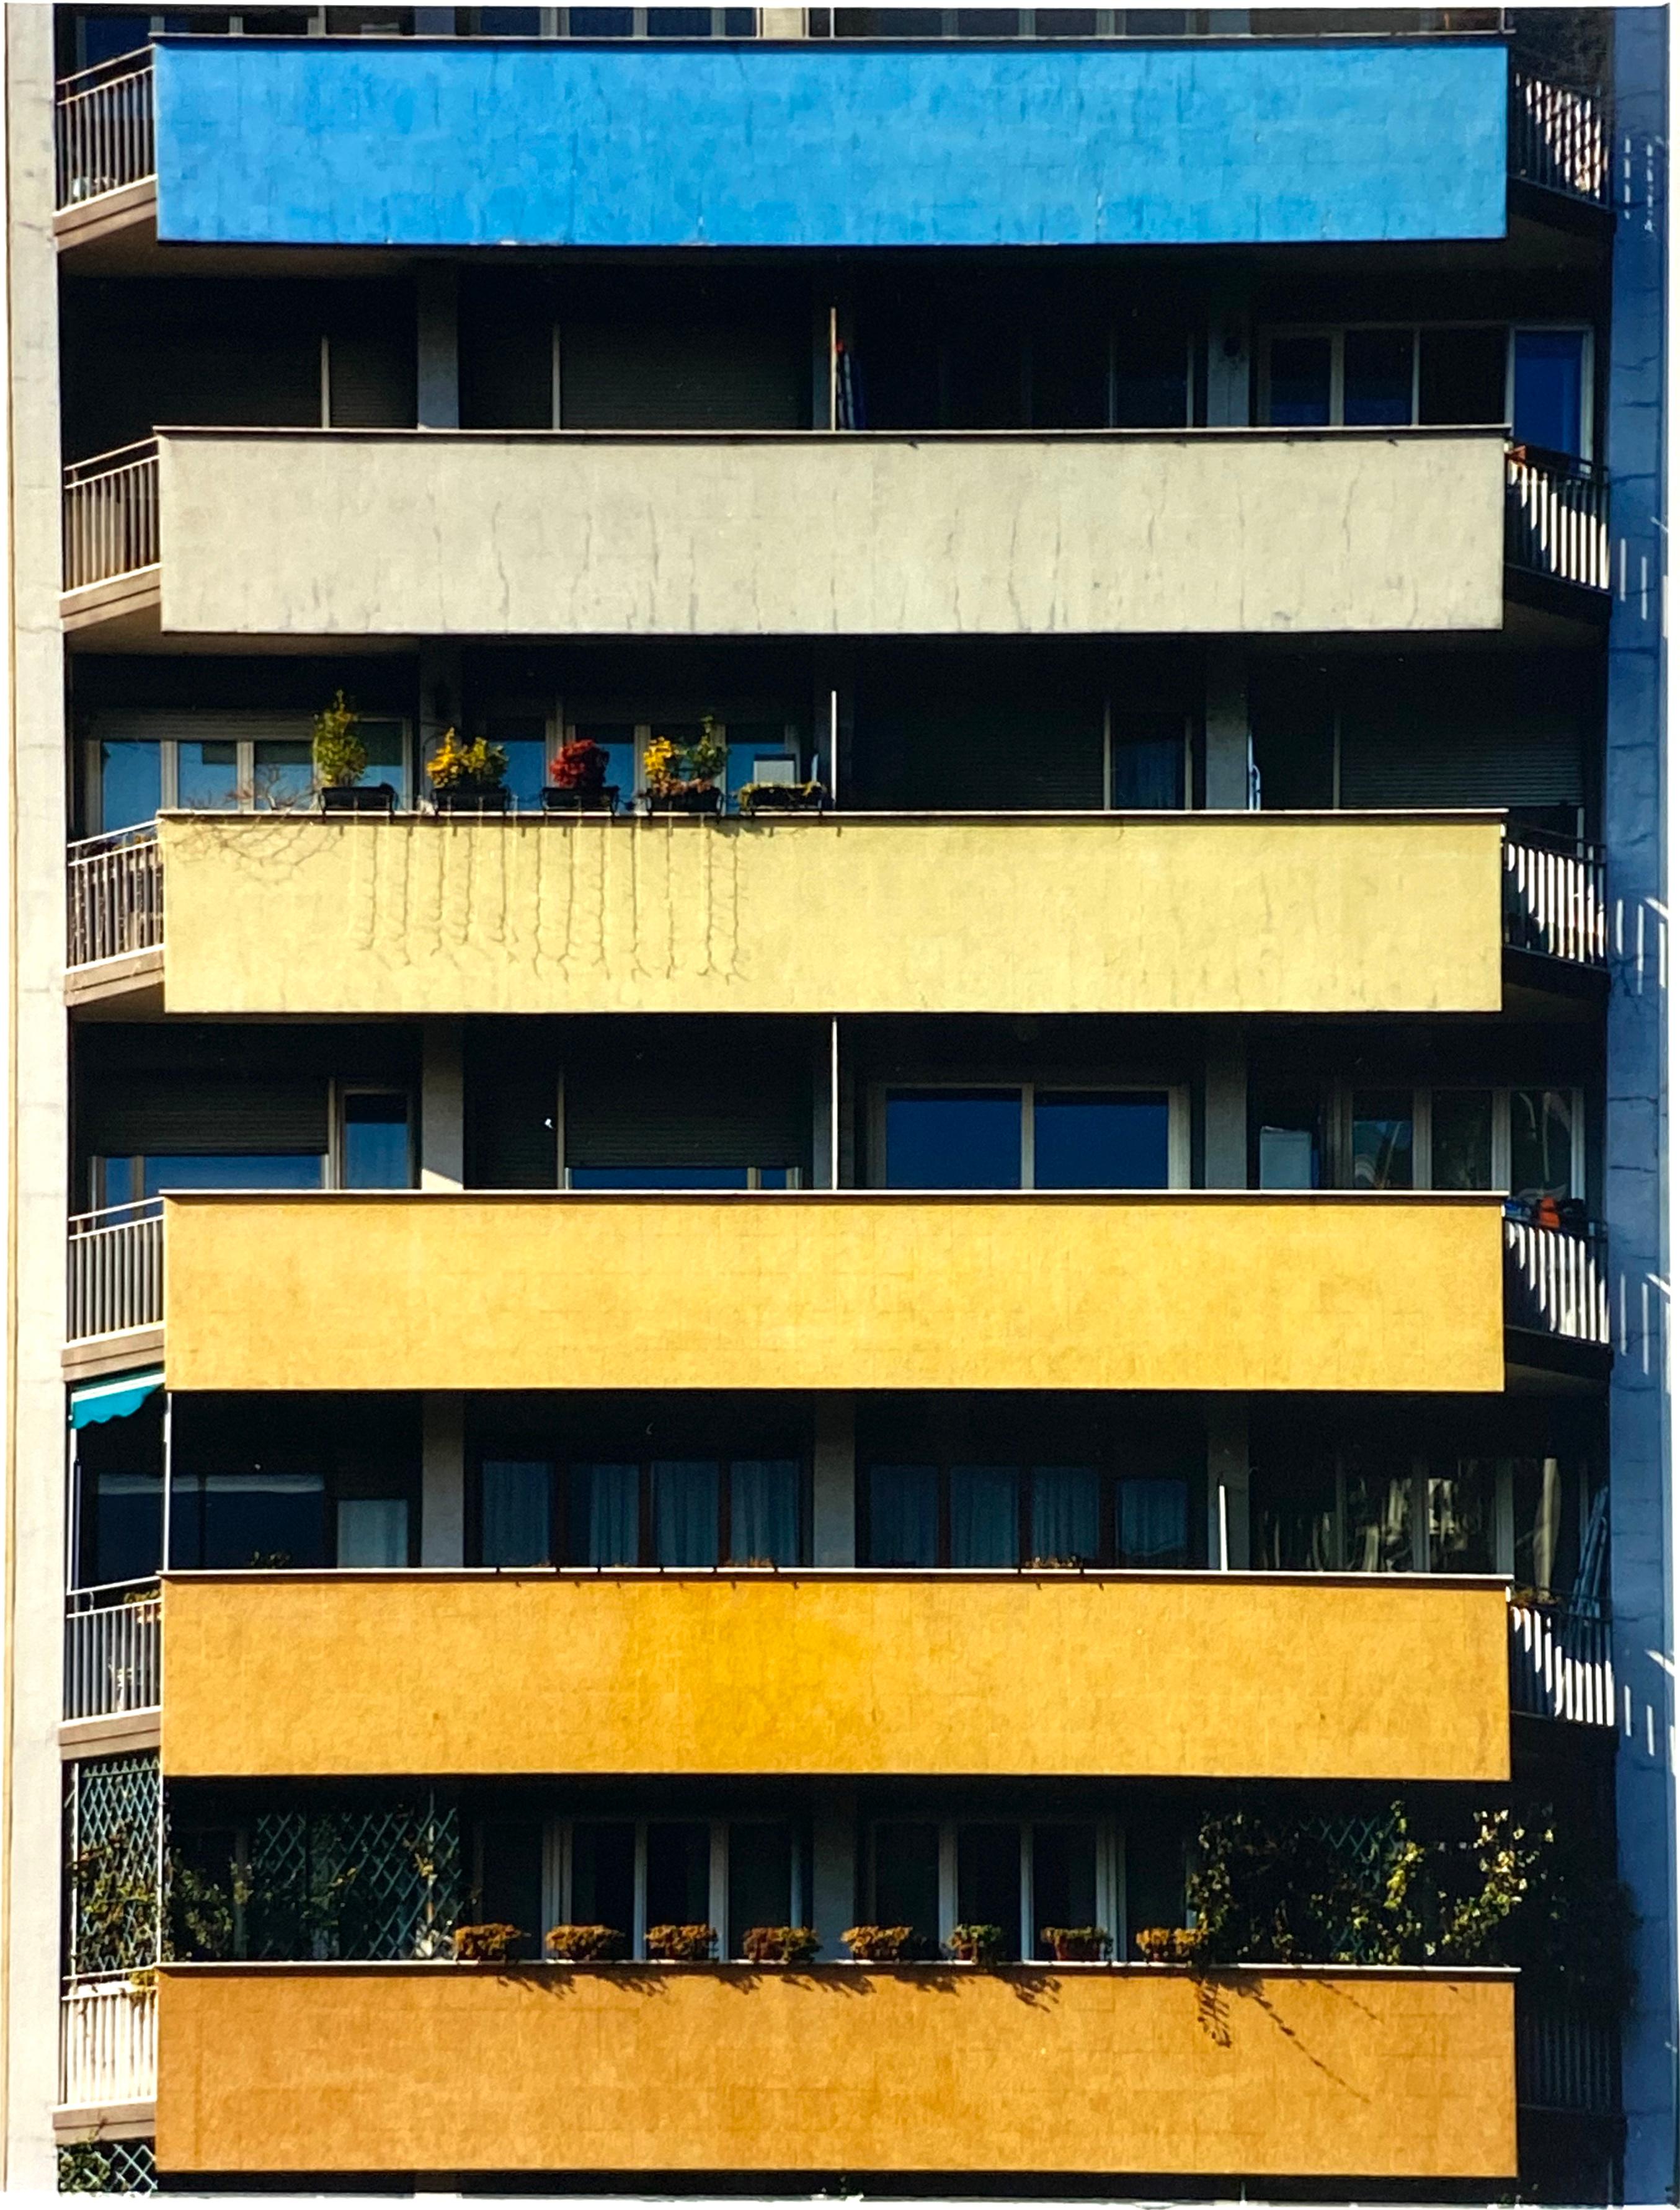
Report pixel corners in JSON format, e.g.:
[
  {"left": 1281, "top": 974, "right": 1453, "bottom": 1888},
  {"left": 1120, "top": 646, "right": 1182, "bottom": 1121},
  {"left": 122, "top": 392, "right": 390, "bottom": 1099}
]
[{"left": 152, "top": 37, "right": 1509, "bottom": 251}]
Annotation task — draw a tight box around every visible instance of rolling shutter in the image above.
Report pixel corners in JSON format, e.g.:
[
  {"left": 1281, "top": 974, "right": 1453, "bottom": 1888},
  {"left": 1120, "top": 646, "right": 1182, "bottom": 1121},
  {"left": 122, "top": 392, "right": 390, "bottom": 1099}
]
[
  {"left": 564, "top": 1039, "right": 807, "bottom": 1169},
  {"left": 559, "top": 317, "right": 805, "bottom": 431},
  {"left": 80, "top": 1076, "right": 327, "bottom": 1156}
]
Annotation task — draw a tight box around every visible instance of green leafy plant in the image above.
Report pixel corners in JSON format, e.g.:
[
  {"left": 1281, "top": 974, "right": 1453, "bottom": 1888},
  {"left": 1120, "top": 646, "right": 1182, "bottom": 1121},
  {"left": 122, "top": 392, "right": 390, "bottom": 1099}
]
[
  {"left": 453, "top": 1922, "right": 525, "bottom": 1963},
  {"left": 644, "top": 716, "right": 726, "bottom": 798},
  {"left": 841, "top": 1924, "right": 919, "bottom": 1963},
  {"left": 545, "top": 1923, "right": 629, "bottom": 1961},
  {"left": 427, "top": 729, "right": 509, "bottom": 793},
  {"left": 740, "top": 1924, "right": 820, "bottom": 1964},
  {"left": 646, "top": 1922, "right": 716, "bottom": 1963},
  {"left": 1040, "top": 1925, "right": 1111, "bottom": 1962},
  {"left": 1133, "top": 1925, "right": 1207, "bottom": 1965},
  {"left": 946, "top": 1922, "right": 1007, "bottom": 1966},
  {"left": 738, "top": 779, "right": 827, "bottom": 815},
  {"left": 311, "top": 690, "right": 367, "bottom": 789}
]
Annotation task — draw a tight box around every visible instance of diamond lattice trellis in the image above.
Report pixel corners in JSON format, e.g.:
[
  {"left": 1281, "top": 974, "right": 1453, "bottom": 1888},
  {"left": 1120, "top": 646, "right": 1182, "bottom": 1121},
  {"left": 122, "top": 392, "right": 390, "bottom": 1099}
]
[
  {"left": 66, "top": 1754, "right": 161, "bottom": 1976},
  {"left": 58, "top": 2138, "right": 156, "bottom": 2194},
  {"left": 247, "top": 1796, "right": 461, "bottom": 1961}
]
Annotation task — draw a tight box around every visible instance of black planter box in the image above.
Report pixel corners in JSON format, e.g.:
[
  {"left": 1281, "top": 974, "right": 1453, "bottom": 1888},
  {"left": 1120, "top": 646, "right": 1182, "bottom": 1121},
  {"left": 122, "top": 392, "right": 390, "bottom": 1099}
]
[
  {"left": 646, "top": 786, "right": 723, "bottom": 817},
  {"left": 432, "top": 786, "right": 511, "bottom": 815},
  {"left": 319, "top": 782, "right": 398, "bottom": 817},
  {"left": 542, "top": 784, "right": 621, "bottom": 815}
]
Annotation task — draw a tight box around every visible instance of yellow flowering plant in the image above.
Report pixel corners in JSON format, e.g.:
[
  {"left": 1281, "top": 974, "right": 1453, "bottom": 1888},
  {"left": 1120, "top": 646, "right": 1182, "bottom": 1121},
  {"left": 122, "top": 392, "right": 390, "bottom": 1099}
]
[{"left": 426, "top": 728, "right": 509, "bottom": 793}]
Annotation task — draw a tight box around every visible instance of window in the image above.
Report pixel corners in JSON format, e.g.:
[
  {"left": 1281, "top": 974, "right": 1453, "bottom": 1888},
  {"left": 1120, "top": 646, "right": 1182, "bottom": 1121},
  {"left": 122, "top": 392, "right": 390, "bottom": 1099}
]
[
  {"left": 95, "top": 1153, "right": 324, "bottom": 1209},
  {"left": 881, "top": 1086, "right": 1182, "bottom": 1190},
  {"left": 1349, "top": 1090, "right": 1413, "bottom": 1191},
  {"left": 866, "top": 1817, "right": 1126, "bottom": 1964},
  {"left": 537, "top": 1816, "right": 802, "bottom": 1963},
  {"left": 477, "top": 1455, "right": 806, "bottom": 1567},
  {"left": 1260, "top": 324, "right": 1593, "bottom": 458},
  {"left": 1513, "top": 329, "right": 1588, "bottom": 459},
  {"left": 83, "top": 715, "right": 411, "bottom": 832},
  {"left": 336, "top": 1089, "right": 413, "bottom": 1190},
  {"left": 863, "top": 1456, "right": 1194, "bottom": 1569},
  {"left": 336, "top": 1495, "right": 410, "bottom": 1567},
  {"left": 1109, "top": 711, "right": 1186, "bottom": 810},
  {"left": 1248, "top": 1083, "right": 1583, "bottom": 1204}
]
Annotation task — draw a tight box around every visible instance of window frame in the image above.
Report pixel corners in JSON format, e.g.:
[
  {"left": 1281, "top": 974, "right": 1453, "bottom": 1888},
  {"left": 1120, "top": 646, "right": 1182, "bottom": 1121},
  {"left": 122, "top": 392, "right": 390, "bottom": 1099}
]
[
  {"left": 865, "top": 1815, "right": 1127, "bottom": 1962},
  {"left": 1253, "top": 1080, "right": 1586, "bottom": 1204},
  {"left": 83, "top": 714, "right": 412, "bottom": 832},
  {"left": 869, "top": 1080, "right": 1191, "bottom": 1192},
  {"left": 858, "top": 1452, "right": 1200, "bottom": 1573},
  {"left": 471, "top": 1449, "right": 812, "bottom": 1569},
  {"left": 537, "top": 1813, "right": 801, "bottom": 1961}
]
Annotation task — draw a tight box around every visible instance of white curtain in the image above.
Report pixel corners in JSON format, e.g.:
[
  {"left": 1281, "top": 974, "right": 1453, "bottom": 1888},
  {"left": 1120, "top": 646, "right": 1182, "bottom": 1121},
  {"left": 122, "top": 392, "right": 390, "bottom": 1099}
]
[
  {"left": 652, "top": 1460, "right": 721, "bottom": 1566},
  {"left": 730, "top": 1459, "right": 800, "bottom": 1565},
  {"left": 481, "top": 1459, "right": 550, "bottom": 1567},
  {"left": 951, "top": 1464, "right": 1019, "bottom": 1568},
  {"left": 1030, "top": 1465, "right": 1100, "bottom": 1562}
]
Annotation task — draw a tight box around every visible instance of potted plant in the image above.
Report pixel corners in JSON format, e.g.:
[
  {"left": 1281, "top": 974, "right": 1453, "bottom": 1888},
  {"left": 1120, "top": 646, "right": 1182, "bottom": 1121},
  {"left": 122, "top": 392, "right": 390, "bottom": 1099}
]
[
  {"left": 1039, "top": 1925, "right": 1111, "bottom": 1963},
  {"left": 946, "top": 1922, "right": 1007, "bottom": 1967},
  {"left": 543, "top": 737, "right": 619, "bottom": 815},
  {"left": 427, "top": 729, "right": 510, "bottom": 814},
  {"left": 643, "top": 716, "right": 725, "bottom": 815},
  {"left": 544, "top": 1923, "right": 629, "bottom": 1962},
  {"left": 314, "top": 691, "right": 396, "bottom": 817},
  {"left": 740, "top": 1925, "right": 820, "bottom": 1966},
  {"left": 1133, "top": 1926, "right": 1207, "bottom": 1966},
  {"left": 840, "top": 1924, "right": 919, "bottom": 1964},
  {"left": 738, "top": 778, "right": 827, "bottom": 818},
  {"left": 645, "top": 1923, "right": 716, "bottom": 1963},
  {"left": 452, "top": 1922, "right": 525, "bottom": 1964}
]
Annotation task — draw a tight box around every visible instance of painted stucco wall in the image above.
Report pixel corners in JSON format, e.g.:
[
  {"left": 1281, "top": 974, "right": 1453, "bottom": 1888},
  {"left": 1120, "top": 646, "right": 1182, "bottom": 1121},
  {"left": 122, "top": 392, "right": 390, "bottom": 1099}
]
[
  {"left": 154, "top": 1964, "right": 1517, "bottom": 2178},
  {"left": 153, "top": 429, "right": 1509, "bottom": 639},
  {"left": 160, "top": 1571, "right": 1512, "bottom": 1783},
  {"left": 151, "top": 37, "right": 1509, "bottom": 249},
  {"left": 161, "top": 1191, "right": 1508, "bottom": 1395},
  {"left": 156, "top": 812, "right": 1507, "bottom": 1019}
]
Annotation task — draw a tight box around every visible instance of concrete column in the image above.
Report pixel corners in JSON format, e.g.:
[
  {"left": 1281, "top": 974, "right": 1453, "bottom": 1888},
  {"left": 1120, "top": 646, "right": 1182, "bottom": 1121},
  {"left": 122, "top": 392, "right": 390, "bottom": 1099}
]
[
  {"left": 416, "top": 265, "right": 460, "bottom": 431},
  {"left": 1206, "top": 1398, "right": 1250, "bottom": 1571},
  {"left": 760, "top": 7, "right": 807, "bottom": 33},
  {"left": 1203, "top": 642, "right": 1250, "bottom": 810},
  {"left": 1204, "top": 276, "right": 1251, "bottom": 430},
  {"left": 1202, "top": 1024, "right": 1247, "bottom": 1190},
  {"left": 811, "top": 1393, "right": 856, "bottom": 1566},
  {"left": 809, "top": 1786, "right": 857, "bottom": 1959},
  {"left": 420, "top": 1019, "right": 464, "bottom": 1192},
  {"left": 420, "top": 1393, "right": 466, "bottom": 1568}
]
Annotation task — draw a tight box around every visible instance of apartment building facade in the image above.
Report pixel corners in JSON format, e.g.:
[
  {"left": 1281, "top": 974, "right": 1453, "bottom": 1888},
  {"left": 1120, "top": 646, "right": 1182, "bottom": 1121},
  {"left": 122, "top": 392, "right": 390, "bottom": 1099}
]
[{"left": 3, "top": 2, "right": 1669, "bottom": 2198}]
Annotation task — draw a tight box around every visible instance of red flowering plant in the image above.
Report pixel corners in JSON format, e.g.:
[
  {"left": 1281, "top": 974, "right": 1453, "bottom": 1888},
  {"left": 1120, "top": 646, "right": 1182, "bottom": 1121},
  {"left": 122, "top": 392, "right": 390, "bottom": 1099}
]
[{"left": 548, "top": 737, "right": 610, "bottom": 795}]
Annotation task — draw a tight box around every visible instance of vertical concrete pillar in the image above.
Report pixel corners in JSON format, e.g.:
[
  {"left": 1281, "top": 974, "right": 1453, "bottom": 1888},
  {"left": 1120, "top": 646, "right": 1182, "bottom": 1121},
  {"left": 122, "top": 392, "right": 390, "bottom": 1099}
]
[
  {"left": 812, "top": 1393, "right": 856, "bottom": 1566},
  {"left": 1202, "top": 1024, "right": 1247, "bottom": 1190},
  {"left": 420, "top": 1019, "right": 464, "bottom": 1192},
  {"left": 1204, "top": 642, "right": 1250, "bottom": 810},
  {"left": 810, "top": 1786, "right": 857, "bottom": 1959},
  {"left": 416, "top": 265, "right": 460, "bottom": 431},
  {"left": 1206, "top": 1399, "right": 1250, "bottom": 1571},
  {"left": 420, "top": 1394, "right": 466, "bottom": 1568}
]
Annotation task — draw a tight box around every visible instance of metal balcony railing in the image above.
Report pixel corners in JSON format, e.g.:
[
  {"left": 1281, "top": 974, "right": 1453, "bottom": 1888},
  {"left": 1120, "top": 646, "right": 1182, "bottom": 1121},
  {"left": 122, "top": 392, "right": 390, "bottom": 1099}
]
[
  {"left": 55, "top": 50, "right": 155, "bottom": 212},
  {"left": 62, "top": 442, "right": 159, "bottom": 594},
  {"left": 1509, "top": 72, "right": 1611, "bottom": 207},
  {"left": 1517, "top": 2003, "right": 1620, "bottom": 2114},
  {"left": 1509, "top": 1600, "right": 1615, "bottom": 1726},
  {"left": 68, "top": 1202, "right": 163, "bottom": 1343},
  {"left": 1502, "top": 830, "right": 1607, "bottom": 967},
  {"left": 1503, "top": 1217, "right": 1610, "bottom": 1347},
  {"left": 64, "top": 1581, "right": 161, "bottom": 1723},
  {"left": 1505, "top": 446, "right": 1611, "bottom": 593},
  {"left": 58, "top": 1975, "right": 157, "bottom": 2110},
  {"left": 68, "top": 826, "right": 163, "bottom": 969}
]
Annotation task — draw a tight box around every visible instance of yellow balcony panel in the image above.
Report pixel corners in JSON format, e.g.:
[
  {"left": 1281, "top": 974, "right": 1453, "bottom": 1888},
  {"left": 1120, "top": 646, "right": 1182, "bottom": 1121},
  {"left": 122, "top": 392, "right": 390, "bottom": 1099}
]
[
  {"left": 146, "top": 425, "right": 1506, "bottom": 639},
  {"left": 153, "top": 811, "right": 1506, "bottom": 1019},
  {"left": 161, "top": 1191, "right": 1506, "bottom": 1396},
  {"left": 160, "top": 1571, "right": 1512, "bottom": 1783},
  {"left": 154, "top": 1961, "right": 1516, "bottom": 2181}
]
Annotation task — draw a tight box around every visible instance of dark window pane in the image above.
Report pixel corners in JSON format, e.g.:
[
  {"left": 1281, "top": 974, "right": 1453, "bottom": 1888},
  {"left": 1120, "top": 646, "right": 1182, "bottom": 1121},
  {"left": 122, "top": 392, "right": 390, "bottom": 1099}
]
[
  {"left": 1254, "top": 1093, "right": 1323, "bottom": 1191},
  {"left": 1510, "top": 1088, "right": 1574, "bottom": 1207},
  {"left": 172, "top": 1471, "right": 326, "bottom": 1571},
  {"left": 722, "top": 7, "right": 758, "bottom": 31},
  {"left": 1032, "top": 1824, "right": 1098, "bottom": 1955},
  {"left": 1427, "top": 1459, "right": 1495, "bottom": 1574},
  {"left": 652, "top": 1460, "right": 721, "bottom": 1566},
  {"left": 1111, "top": 715, "right": 1183, "bottom": 809},
  {"left": 833, "top": 7, "right": 943, "bottom": 30},
  {"left": 572, "top": 1820, "right": 635, "bottom": 1935},
  {"left": 569, "top": 1166, "right": 752, "bottom": 1189},
  {"left": 874, "top": 1822, "right": 939, "bottom": 1945},
  {"left": 476, "top": 6, "right": 542, "bottom": 26},
  {"left": 1113, "top": 326, "right": 1188, "bottom": 429},
  {"left": 1342, "top": 329, "right": 1414, "bottom": 427},
  {"left": 569, "top": 1462, "right": 639, "bottom": 1565},
  {"left": 950, "top": 1464, "right": 1020, "bottom": 1568},
  {"left": 1117, "top": 1477, "right": 1188, "bottom": 1566},
  {"left": 1266, "top": 335, "right": 1333, "bottom": 428},
  {"left": 1432, "top": 1090, "right": 1494, "bottom": 1191},
  {"left": 1034, "top": 1092, "right": 1170, "bottom": 1189},
  {"left": 1350, "top": 1090, "right": 1413, "bottom": 1191},
  {"left": 1418, "top": 326, "right": 1507, "bottom": 426},
  {"left": 1251, "top": 1449, "right": 1336, "bottom": 1572},
  {"left": 646, "top": 1821, "right": 711, "bottom": 1929},
  {"left": 1124, "top": 8, "right": 1189, "bottom": 29},
  {"left": 956, "top": 1824, "right": 1020, "bottom": 1956},
  {"left": 342, "top": 1093, "right": 411, "bottom": 1189},
  {"left": 96, "top": 742, "right": 162, "bottom": 835},
  {"left": 1125, "top": 1824, "right": 1186, "bottom": 1948},
  {"left": 1029, "top": 1465, "right": 1100, "bottom": 1564},
  {"left": 478, "top": 1822, "right": 543, "bottom": 1958},
  {"left": 81, "top": 14, "right": 151, "bottom": 66},
  {"left": 1513, "top": 329, "right": 1586, "bottom": 458},
  {"left": 884, "top": 1089, "right": 1021, "bottom": 1189},
  {"left": 867, "top": 1464, "right": 938, "bottom": 1568},
  {"left": 481, "top": 1459, "right": 551, "bottom": 1566},
  {"left": 956, "top": 8, "right": 1020, "bottom": 32},
  {"left": 92, "top": 1470, "right": 164, "bottom": 1585},
  {"left": 1512, "top": 1456, "right": 1581, "bottom": 1603},
  {"left": 1035, "top": 10, "right": 1100, "bottom": 32},
  {"left": 568, "top": 6, "right": 634, "bottom": 30},
  {"left": 141, "top": 1155, "right": 322, "bottom": 1194},
  {"left": 730, "top": 1459, "right": 800, "bottom": 1564},
  {"left": 647, "top": 7, "right": 715, "bottom": 31},
  {"left": 1343, "top": 1448, "right": 1412, "bottom": 1573},
  {"left": 728, "top": 1822, "right": 793, "bottom": 1956}
]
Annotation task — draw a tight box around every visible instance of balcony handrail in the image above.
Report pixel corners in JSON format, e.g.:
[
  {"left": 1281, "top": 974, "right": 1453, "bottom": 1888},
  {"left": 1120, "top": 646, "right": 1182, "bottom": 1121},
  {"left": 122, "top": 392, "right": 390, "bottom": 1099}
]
[
  {"left": 63, "top": 1584, "right": 161, "bottom": 1723},
  {"left": 66, "top": 1203, "right": 164, "bottom": 1342},
  {"left": 55, "top": 52, "right": 156, "bottom": 213},
  {"left": 1502, "top": 1214, "right": 1611, "bottom": 1347},
  {"left": 62, "top": 442, "right": 160, "bottom": 593},
  {"left": 1504, "top": 445, "right": 1611, "bottom": 593},
  {"left": 1501, "top": 828, "right": 1607, "bottom": 967},
  {"left": 1509, "top": 1599, "right": 1615, "bottom": 1726},
  {"left": 1509, "top": 71, "right": 1611, "bottom": 207},
  {"left": 58, "top": 1975, "right": 157, "bottom": 2110},
  {"left": 67, "top": 822, "right": 163, "bottom": 969},
  {"left": 66, "top": 1574, "right": 161, "bottom": 1609},
  {"left": 1516, "top": 2000, "right": 1621, "bottom": 2114}
]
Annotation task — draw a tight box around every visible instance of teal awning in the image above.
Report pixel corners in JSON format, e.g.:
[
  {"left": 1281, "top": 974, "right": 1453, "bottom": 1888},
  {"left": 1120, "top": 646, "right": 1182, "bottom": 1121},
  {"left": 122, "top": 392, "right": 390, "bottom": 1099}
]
[{"left": 69, "top": 1371, "right": 164, "bottom": 1430}]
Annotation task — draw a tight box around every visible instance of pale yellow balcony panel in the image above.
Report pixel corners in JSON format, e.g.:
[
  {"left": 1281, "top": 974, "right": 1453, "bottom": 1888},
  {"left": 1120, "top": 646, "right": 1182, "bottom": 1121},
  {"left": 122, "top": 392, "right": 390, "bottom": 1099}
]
[
  {"left": 154, "top": 1962, "right": 1516, "bottom": 2181},
  {"left": 153, "top": 811, "right": 1506, "bottom": 1019},
  {"left": 148, "top": 425, "right": 1507, "bottom": 639},
  {"left": 161, "top": 1191, "right": 1506, "bottom": 1395},
  {"left": 159, "top": 1571, "right": 1512, "bottom": 1783}
]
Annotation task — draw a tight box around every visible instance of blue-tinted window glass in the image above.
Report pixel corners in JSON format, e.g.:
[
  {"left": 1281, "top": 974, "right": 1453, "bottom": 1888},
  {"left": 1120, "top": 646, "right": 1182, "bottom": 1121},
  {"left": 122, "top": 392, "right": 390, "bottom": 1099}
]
[
  {"left": 478, "top": 6, "right": 542, "bottom": 27},
  {"left": 141, "top": 1155, "right": 322, "bottom": 1195},
  {"left": 481, "top": 1460, "right": 551, "bottom": 1566},
  {"left": 730, "top": 1459, "right": 800, "bottom": 1564},
  {"left": 95, "top": 1471, "right": 164, "bottom": 1586},
  {"left": 1266, "top": 335, "right": 1333, "bottom": 427},
  {"left": 1034, "top": 1093, "right": 1170, "bottom": 1189},
  {"left": 1111, "top": 719, "right": 1183, "bottom": 809},
  {"left": 342, "top": 1094, "right": 411, "bottom": 1189},
  {"left": 569, "top": 1166, "right": 750, "bottom": 1189},
  {"left": 570, "top": 1462, "right": 639, "bottom": 1565},
  {"left": 652, "top": 1460, "right": 720, "bottom": 1566},
  {"left": 1342, "top": 330, "right": 1415, "bottom": 427},
  {"left": 176, "top": 742, "right": 242, "bottom": 809},
  {"left": 725, "top": 724, "right": 794, "bottom": 811},
  {"left": 487, "top": 719, "right": 548, "bottom": 812},
  {"left": 647, "top": 6, "right": 714, "bottom": 31},
  {"left": 569, "top": 6, "right": 634, "bottom": 28},
  {"left": 1513, "top": 330, "right": 1586, "bottom": 458},
  {"left": 722, "top": 6, "right": 757, "bottom": 31},
  {"left": 97, "top": 742, "right": 162, "bottom": 834},
  {"left": 252, "top": 740, "right": 313, "bottom": 812},
  {"left": 950, "top": 1464, "right": 1020, "bottom": 1568},
  {"left": 884, "top": 1089, "right": 1021, "bottom": 1189},
  {"left": 868, "top": 1463, "right": 938, "bottom": 1567},
  {"left": 571, "top": 724, "right": 636, "bottom": 803},
  {"left": 358, "top": 719, "right": 408, "bottom": 805},
  {"left": 1118, "top": 1477, "right": 1189, "bottom": 1568},
  {"left": 81, "top": 14, "right": 151, "bottom": 66},
  {"left": 1350, "top": 1091, "right": 1413, "bottom": 1191},
  {"left": 171, "top": 1471, "right": 326, "bottom": 1571},
  {"left": 337, "top": 1497, "right": 409, "bottom": 1568},
  {"left": 1030, "top": 1465, "right": 1100, "bottom": 1563}
]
